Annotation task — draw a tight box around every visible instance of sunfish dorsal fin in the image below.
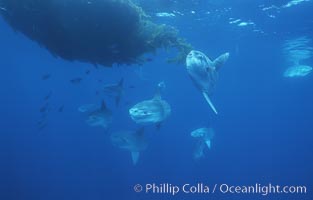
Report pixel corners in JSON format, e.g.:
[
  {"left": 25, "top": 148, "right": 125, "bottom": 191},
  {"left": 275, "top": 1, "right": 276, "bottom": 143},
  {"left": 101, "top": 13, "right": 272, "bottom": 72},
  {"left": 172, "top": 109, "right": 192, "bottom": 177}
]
[
  {"left": 131, "top": 151, "right": 140, "bottom": 165},
  {"left": 101, "top": 100, "right": 107, "bottom": 110},
  {"left": 153, "top": 89, "right": 162, "bottom": 100},
  {"left": 202, "top": 92, "right": 218, "bottom": 114},
  {"left": 213, "top": 52, "right": 229, "bottom": 71},
  {"left": 114, "top": 78, "right": 124, "bottom": 106},
  {"left": 205, "top": 140, "right": 211, "bottom": 149}
]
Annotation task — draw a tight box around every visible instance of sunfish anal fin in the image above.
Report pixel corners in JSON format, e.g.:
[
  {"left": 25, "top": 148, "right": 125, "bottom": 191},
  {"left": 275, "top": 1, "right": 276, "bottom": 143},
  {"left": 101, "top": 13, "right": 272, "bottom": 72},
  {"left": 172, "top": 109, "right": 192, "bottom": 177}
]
[
  {"left": 153, "top": 90, "right": 161, "bottom": 100},
  {"left": 131, "top": 151, "right": 140, "bottom": 165},
  {"left": 202, "top": 92, "right": 218, "bottom": 114}
]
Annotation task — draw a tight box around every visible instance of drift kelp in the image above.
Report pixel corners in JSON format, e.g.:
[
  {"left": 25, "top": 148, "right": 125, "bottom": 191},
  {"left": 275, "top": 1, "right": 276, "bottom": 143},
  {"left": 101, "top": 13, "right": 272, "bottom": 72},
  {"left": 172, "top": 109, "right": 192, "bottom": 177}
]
[{"left": 0, "top": 0, "right": 191, "bottom": 66}]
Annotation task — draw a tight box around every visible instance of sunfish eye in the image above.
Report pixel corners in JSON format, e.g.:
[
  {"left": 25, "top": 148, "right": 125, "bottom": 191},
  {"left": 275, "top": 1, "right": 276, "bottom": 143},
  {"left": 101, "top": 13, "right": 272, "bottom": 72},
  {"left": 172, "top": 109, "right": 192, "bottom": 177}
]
[{"left": 197, "top": 54, "right": 203, "bottom": 59}]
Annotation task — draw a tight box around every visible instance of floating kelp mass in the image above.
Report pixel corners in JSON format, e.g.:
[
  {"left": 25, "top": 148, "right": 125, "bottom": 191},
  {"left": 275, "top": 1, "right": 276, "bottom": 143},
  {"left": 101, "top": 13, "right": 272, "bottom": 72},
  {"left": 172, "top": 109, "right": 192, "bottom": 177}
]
[{"left": 0, "top": 0, "right": 192, "bottom": 66}]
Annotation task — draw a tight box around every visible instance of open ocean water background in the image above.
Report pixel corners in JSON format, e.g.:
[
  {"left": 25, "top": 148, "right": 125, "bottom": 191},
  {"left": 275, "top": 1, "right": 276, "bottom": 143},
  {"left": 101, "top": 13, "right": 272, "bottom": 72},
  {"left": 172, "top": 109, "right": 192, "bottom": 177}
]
[{"left": 0, "top": 0, "right": 312, "bottom": 200}]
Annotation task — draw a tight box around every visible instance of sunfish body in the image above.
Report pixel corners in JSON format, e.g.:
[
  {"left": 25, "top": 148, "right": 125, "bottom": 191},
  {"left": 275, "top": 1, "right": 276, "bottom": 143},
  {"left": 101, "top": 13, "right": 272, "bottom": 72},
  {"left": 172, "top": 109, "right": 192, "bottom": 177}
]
[
  {"left": 191, "top": 127, "right": 215, "bottom": 160},
  {"left": 103, "top": 78, "right": 124, "bottom": 106},
  {"left": 78, "top": 101, "right": 112, "bottom": 129},
  {"left": 111, "top": 128, "right": 147, "bottom": 165},
  {"left": 129, "top": 89, "right": 171, "bottom": 126},
  {"left": 193, "top": 140, "right": 206, "bottom": 160},
  {"left": 186, "top": 50, "right": 229, "bottom": 114},
  {"left": 78, "top": 104, "right": 98, "bottom": 113},
  {"left": 283, "top": 65, "right": 312, "bottom": 77},
  {"left": 191, "top": 127, "right": 215, "bottom": 149}
]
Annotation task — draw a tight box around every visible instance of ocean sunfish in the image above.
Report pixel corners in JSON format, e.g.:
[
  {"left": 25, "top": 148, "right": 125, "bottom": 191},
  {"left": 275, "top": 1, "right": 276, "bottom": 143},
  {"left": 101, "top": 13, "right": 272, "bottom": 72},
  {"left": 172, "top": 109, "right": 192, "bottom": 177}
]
[
  {"left": 103, "top": 78, "right": 124, "bottom": 106},
  {"left": 283, "top": 65, "right": 312, "bottom": 77},
  {"left": 129, "top": 83, "right": 171, "bottom": 128},
  {"left": 191, "top": 127, "right": 215, "bottom": 149},
  {"left": 186, "top": 50, "right": 229, "bottom": 114},
  {"left": 110, "top": 128, "right": 147, "bottom": 165},
  {"left": 191, "top": 127, "right": 215, "bottom": 160},
  {"left": 78, "top": 101, "right": 112, "bottom": 129}
]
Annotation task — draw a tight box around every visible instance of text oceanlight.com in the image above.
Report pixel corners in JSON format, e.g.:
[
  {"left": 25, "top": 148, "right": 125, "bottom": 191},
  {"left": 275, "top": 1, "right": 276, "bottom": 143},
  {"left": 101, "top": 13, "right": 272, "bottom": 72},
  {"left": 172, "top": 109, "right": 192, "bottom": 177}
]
[{"left": 133, "top": 183, "right": 307, "bottom": 196}]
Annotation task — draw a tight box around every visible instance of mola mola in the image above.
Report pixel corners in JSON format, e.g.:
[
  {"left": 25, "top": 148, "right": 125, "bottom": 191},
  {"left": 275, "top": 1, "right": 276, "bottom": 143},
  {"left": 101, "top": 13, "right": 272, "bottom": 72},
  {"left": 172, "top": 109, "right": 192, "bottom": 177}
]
[
  {"left": 78, "top": 100, "right": 112, "bottom": 129},
  {"left": 283, "top": 65, "right": 312, "bottom": 77},
  {"left": 110, "top": 128, "right": 147, "bottom": 165},
  {"left": 78, "top": 104, "right": 98, "bottom": 113},
  {"left": 103, "top": 78, "right": 124, "bottom": 106},
  {"left": 191, "top": 127, "right": 215, "bottom": 149},
  {"left": 193, "top": 140, "right": 206, "bottom": 160},
  {"left": 191, "top": 127, "right": 215, "bottom": 160},
  {"left": 129, "top": 84, "right": 171, "bottom": 127},
  {"left": 186, "top": 50, "right": 229, "bottom": 114}
]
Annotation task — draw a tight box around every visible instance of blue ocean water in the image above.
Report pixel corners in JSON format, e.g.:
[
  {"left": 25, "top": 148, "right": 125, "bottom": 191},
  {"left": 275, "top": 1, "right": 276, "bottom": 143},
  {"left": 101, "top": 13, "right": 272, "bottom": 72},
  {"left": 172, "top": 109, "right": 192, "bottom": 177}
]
[{"left": 0, "top": 1, "right": 312, "bottom": 200}]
